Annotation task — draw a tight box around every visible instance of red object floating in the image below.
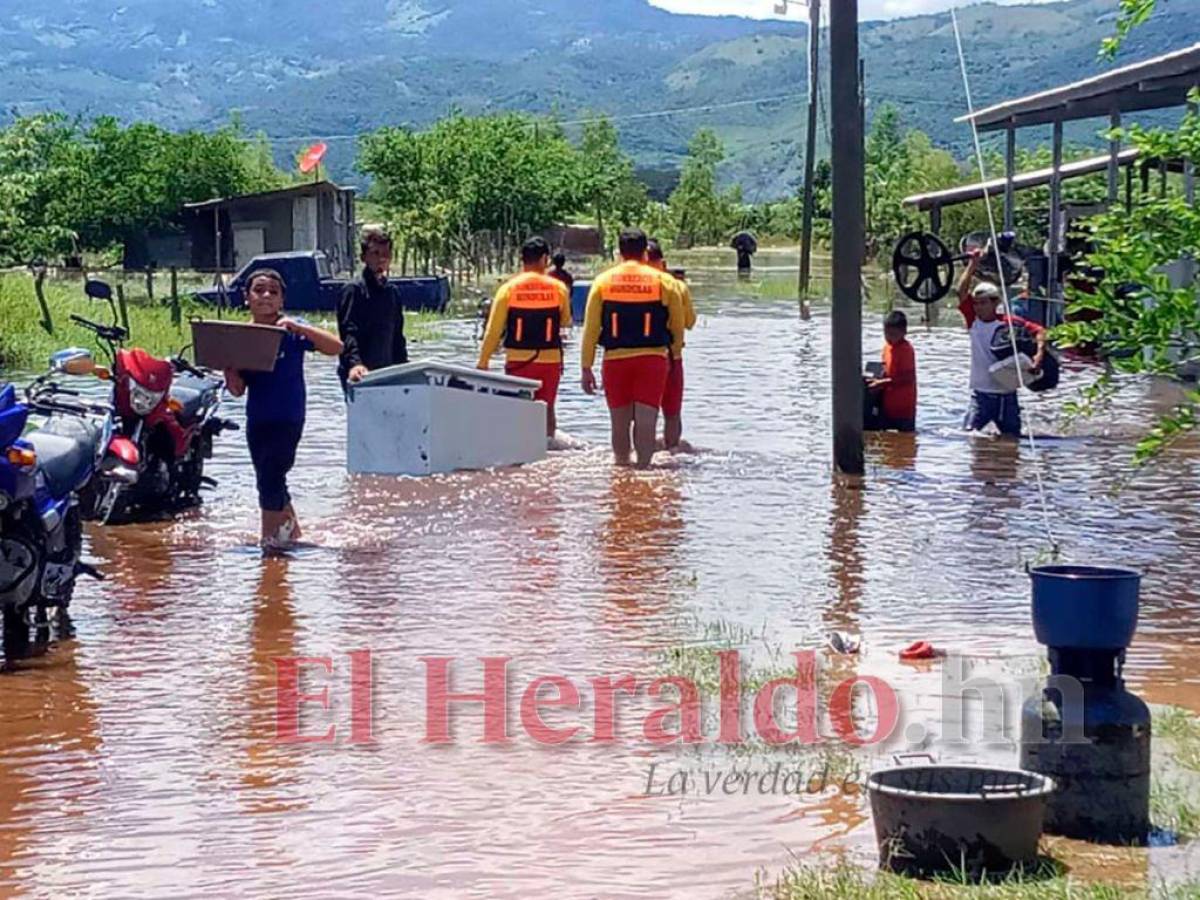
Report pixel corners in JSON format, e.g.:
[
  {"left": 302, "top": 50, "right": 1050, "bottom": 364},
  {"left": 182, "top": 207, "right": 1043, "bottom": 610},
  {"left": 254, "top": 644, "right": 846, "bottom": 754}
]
[
  {"left": 899, "top": 641, "right": 937, "bottom": 661},
  {"left": 299, "top": 142, "right": 328, "bottom": 174}
]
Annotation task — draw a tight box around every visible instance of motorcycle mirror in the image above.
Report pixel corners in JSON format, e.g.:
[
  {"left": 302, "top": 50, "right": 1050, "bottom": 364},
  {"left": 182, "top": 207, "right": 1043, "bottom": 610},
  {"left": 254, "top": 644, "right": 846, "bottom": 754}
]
[
  {"left": 50, "top": 347, "right": 96, "bottom": 376},
  {"left": 85, "top": 279, "right": 113, "bottom": 301}
]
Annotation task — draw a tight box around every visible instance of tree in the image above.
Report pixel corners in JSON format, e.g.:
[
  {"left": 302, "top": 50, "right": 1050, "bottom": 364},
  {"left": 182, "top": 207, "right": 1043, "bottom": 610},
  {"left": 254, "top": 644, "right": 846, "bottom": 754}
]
[
  {"left": 0, "top": 115, "right": 287, "bottom": 265},
  {"left": 576, "top": 117, "right": 647, "bottom": 246},
  {"left": 1055, "top": 96, "right": 1200, "bottom": 462},
  {"left": 359, "top": 113, "right": 588, "bottom": 272},
  {"left": 669, "top": 129, "right": 739, "bottom": 248},
  {"left": 0, "top": 115, "right": 80, "bottom": 265}
]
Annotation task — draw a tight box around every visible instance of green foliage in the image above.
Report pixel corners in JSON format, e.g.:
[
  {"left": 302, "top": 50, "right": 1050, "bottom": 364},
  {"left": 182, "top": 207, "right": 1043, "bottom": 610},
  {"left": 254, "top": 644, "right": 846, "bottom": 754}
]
[
  {"left": 0, "top": 114, "right": 288, "bottom": 267},
  {"left": 863, "top": 105, "right": 974, "bottom": 256},
  {"left": 0, "top": 272, "right": 235, "bottom": 370},
  {"left": 1055, "top": 97, "right": 1200, "bottom": 464},
  {"left": 668, "top": 129, "right": 741, "bottom": 248},
  {"left": 577, "top": 117, "right": 648, "bottom": 245},
  {"left": 1101, "top": 0, "right": 1159, "bottom": 58},
  {"left": 359, "top": 112, "right": 641, "bottom": 266}
]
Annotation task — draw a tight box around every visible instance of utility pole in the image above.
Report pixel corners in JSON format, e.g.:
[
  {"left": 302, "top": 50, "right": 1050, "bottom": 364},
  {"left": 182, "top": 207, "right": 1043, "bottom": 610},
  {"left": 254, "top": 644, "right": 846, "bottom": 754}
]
[
  {"left": 798, "top": 0, "right": 821, "bottom": 306},
  {"left": 829, "top": 0, "right": 864, "bottom": 475}
]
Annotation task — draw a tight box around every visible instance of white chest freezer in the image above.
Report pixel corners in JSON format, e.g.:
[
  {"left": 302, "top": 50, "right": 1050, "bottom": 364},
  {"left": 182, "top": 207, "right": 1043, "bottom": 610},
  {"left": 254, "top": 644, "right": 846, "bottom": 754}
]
[{"left": 346, "top": 361, "right": 548, "bottom": 476}]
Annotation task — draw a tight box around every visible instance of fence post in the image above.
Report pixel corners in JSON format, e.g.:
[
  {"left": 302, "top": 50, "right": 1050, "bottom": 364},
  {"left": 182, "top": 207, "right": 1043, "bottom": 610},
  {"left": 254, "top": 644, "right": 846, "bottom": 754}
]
[
  {"left": 30, "top": 264, "right": 53, "bottom": 334},
  {"left": 116, "top": 283, "right": 131, "bottom": 337},
  {"left": 170, "top": 266, "right": 181, "bottom": 327}
]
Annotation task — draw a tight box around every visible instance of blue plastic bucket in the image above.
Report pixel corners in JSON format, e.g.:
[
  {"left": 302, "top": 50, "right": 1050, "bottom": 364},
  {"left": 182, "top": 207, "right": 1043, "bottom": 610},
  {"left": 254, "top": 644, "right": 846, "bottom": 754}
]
[
  {"left": 1030, "top": 565, "right": 1141, "bottom": 649},
  {"left": 571, "top": 282, "right": 590, "bottom": 324}
]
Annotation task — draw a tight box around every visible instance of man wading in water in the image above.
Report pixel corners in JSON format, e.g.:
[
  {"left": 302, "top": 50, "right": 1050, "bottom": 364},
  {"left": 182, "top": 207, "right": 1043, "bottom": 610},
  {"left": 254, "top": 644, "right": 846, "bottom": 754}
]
[
  {"left": 581, "top": 228, "right": 686, "bottom": 469},
  {"left": 338, "top": 229, "right": 409, "bottom": 391},
  {"left": 477, "top": 236, "right": 572, "bottom": 438},
  {"left": 646, "top": 238, "right": 697, "bottom": 452}
]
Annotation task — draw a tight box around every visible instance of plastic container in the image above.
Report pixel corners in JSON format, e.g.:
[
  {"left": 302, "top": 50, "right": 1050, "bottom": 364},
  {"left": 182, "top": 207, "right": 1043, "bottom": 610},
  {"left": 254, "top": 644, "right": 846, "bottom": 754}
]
[
  {"left": 868, "top": 764, "right": 1054, "bottom": 877},
  {"left": 1030, "top": 564, "right": 1141, "bottom": 650},
  {"left": 570, "top": 282, "right": 590, "bottom": 324},
  {"left": 190, "top": 320, "right": 284, "bottom": 372}
]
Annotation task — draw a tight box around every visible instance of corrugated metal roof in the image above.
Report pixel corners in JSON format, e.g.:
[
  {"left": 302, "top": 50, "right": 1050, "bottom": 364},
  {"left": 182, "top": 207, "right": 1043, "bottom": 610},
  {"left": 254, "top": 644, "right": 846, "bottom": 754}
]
[{"left": 959, "top": 42, "right": 1200, "bottom": 132}]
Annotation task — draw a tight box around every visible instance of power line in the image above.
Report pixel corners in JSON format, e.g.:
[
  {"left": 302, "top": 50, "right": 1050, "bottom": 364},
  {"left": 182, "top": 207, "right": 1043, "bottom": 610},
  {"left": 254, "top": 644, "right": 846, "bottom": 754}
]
[
  {"left": 257, "top": 87, "right": 964, "bottom": 150},
  {"left": 259, "top": 91, "right": 812, "bottom": 146}
]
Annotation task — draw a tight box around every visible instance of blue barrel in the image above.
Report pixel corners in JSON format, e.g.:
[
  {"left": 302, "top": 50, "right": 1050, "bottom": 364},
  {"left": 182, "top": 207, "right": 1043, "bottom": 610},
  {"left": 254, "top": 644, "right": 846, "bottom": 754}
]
[
  {"left": 1030, "top": 565, "right": 1141, "bottom": 649},
  {"left": 571, "top": 282, "right": 590, "bottom": 325}
]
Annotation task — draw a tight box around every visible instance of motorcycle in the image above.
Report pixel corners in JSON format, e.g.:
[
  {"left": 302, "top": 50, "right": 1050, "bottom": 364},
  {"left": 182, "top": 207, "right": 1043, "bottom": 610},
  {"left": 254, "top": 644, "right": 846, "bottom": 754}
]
[
  {"left": 71, "top": 278, "right": 237, "bottom": 523},
  {"left": 0, "top": 351, "right": 108, "bottom": 654}
]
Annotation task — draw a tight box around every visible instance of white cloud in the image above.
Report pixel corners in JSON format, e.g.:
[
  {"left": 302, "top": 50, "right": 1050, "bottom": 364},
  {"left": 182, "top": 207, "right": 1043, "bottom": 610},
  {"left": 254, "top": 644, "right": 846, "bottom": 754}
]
[{"left": 649, "top": 0, "right": 1060, "bottom": 22}]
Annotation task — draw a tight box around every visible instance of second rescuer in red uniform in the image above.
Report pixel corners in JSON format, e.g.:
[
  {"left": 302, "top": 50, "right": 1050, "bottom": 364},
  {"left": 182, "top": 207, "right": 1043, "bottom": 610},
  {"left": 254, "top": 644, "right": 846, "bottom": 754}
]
[{"left": 580, "top": 228, "right": 686, "bottom": 469}]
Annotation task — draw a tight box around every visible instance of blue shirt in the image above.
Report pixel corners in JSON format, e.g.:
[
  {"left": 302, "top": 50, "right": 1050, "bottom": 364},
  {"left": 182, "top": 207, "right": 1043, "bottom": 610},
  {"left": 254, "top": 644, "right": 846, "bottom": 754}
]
[{"left": 243, "top": 324, "right": 314, "bottom": 426}]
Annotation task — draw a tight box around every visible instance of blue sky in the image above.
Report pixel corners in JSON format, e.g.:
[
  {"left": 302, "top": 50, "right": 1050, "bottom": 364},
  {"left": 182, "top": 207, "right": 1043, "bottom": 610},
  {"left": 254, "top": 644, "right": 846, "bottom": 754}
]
[{"left": 649, "top": 0, "right": 1056, "bottom": 22}]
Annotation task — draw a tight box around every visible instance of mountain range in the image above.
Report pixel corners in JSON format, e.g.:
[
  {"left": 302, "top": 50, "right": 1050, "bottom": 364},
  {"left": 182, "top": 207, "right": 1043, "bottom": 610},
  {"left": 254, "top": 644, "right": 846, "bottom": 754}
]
[{"left": 1, "top": 0, "right": 1196, "bottom": 199}]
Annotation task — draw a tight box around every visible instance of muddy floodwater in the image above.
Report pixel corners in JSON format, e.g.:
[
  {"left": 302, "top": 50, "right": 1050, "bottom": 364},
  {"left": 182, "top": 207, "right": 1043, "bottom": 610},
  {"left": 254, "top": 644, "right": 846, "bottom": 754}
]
[{"left": 2, "top": 248, "right": 1200, "bottom": 897}]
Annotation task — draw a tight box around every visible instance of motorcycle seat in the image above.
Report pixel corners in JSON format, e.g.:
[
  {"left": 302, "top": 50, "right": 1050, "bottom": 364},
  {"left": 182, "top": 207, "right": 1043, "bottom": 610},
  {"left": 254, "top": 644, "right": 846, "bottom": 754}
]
[
  {"left": 26, "top": 423, "right": 97, "bottom": 497},
  {"left": 170, "top": 375, "right": 219, "bottom": 425}
]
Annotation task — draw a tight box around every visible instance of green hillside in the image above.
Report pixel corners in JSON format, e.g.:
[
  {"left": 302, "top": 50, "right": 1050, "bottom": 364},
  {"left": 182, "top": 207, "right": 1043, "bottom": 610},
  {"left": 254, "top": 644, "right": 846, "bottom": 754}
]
[{"left": 1, "top": 0, "right": 1196, "bottom": 198}]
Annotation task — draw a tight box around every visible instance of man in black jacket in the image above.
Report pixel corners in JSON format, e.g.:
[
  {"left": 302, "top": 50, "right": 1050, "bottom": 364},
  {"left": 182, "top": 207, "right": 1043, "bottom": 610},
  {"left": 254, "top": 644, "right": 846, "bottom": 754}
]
[{"left": 338, "top": 228, "right": 408, "bottom": 390}]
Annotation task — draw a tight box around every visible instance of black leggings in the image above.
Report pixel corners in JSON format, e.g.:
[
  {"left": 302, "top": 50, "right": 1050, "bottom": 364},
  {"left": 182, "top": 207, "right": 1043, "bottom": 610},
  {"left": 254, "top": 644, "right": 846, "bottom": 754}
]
[{"left": 246, "top": 420, "right": 304, "bottom": 512}]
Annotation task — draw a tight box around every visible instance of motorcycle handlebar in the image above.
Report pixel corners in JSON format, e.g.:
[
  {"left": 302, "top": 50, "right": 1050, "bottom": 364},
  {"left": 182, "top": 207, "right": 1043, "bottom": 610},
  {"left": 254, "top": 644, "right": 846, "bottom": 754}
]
[
  {"left": 69, "top": 314, "right": 127, "bottom": 342},
  {"left": 172, "top": 356, "right": 204, "bottom": 378}
]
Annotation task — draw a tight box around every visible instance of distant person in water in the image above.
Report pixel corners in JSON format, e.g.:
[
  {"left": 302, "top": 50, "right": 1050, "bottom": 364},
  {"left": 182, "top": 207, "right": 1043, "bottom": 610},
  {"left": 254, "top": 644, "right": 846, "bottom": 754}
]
[
  {"left": 549, "top": 252, "right": 574, "bottom": 292},
  {"left": 958, "top": 250, "right": 1047, "bottom": 437},
  {"left": 731, "top": 231, "right": 757, "bottom": 276},
  {"left": 224, "top": 269, "right": 343, "bottom": 552},
  {"left": 581, "top": 228, "right": 686, "bottom": 468},
  {"left": 338, "top": 228, "right": 408, "bottom": 391},
  {"left": 865, "top": 310, "right": 917, "bottom": 433},
  {"left": 477, "top": 236, "right": 572, "bottom": 438},
  {"left": 646, "top": 238, "right": 697, "bottom": 452}
]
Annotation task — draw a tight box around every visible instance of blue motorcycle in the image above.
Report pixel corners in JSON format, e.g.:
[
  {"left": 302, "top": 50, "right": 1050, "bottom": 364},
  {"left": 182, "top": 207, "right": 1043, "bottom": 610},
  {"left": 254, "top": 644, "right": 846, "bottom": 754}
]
[{"left": 0, "top": 350, "right": 107, "bottom": 655}]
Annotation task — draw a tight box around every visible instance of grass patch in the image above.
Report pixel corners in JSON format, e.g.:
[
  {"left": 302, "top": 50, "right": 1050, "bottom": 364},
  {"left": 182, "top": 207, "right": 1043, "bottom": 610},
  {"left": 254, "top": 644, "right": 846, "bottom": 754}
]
[
  {"left": 1155, "top": 707, "right": 1200, "bottom": 772},
  {"left": 0, "top": 272, "right": 247, "bottom": 371},
  {"left": 0, "top": 272, "right": 448, "bottom": 371},
  {"left": 756, "top": 860, "right": 1199, "bottom": 899}
]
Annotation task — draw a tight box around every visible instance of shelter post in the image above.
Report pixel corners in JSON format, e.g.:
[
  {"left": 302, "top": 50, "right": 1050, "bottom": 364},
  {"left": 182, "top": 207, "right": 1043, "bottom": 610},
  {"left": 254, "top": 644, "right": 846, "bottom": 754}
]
[
  {"left": 1108, "top": 112, "right": 1122, "bottom": 206},
  {"left": 1047, "top": 121, "right": 1063, "bottom": 324},
  {"left": 798, "top": 0, "right": 821, "bottom": 304},
  {"left": 1187, "top": 100, "right": 1197, "bottom": 207},
  {"left": 1004, "top": 125, "right": 1016, "bottom": 232},
  {"left": 829, "top": 0, "right": 864, "bottom": 476}
]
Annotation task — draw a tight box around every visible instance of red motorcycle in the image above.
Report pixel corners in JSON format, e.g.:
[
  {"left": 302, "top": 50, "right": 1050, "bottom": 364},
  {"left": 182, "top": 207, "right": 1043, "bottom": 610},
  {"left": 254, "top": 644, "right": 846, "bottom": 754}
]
[{"left": 73, "top": 279, "right": 237, "bottom": 523}]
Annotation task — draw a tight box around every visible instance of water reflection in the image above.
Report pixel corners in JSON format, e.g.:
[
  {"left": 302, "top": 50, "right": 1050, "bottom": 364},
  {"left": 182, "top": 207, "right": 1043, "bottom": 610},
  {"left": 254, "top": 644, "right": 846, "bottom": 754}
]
[
  {"left": 237, "top": 557, "right": 305, "bottom": 811},
  {"left": 599, "top": 469, "right": 684, "bottom": 622},
  {"left": 1, "top": 253, "right": 1199, "bottom": 896},
  {"left": 824, "top": 476, "right": 865, "bottom": 635},
  {"left": 0, "top": 638, "right": 101, "bottom": 890}
]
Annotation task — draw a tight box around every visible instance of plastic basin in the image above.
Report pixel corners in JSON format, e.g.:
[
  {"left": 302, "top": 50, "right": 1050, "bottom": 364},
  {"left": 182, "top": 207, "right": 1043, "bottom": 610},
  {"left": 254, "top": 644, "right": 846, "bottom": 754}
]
[
  {"left": 1030, "top": 564, "right": 1141, "bottom": 650},
  {"left": 868, "top": 765, "right": 1054, "bottom": 877}
]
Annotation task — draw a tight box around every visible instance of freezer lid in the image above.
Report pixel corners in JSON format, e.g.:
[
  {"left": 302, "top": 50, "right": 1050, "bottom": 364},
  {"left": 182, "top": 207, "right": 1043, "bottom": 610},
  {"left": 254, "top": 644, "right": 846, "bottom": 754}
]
[{"left": 353, "top": 359, "right": 542, "bottom": 397}]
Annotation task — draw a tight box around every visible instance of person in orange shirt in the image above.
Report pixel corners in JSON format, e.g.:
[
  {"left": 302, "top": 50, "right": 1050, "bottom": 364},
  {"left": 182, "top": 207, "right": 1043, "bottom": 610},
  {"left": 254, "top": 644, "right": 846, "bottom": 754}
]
[
  {"left": 477, "top": 236, "right": 572, "bottom": 438},
  {"left": 581, "top": 228, "right": 686, "bottom": 469},
  {"left": 866, "top": 310, "right": 917, "bottom": 432},
  {"left": 646, "top": 238, "right": 697, "bottom": 452}
]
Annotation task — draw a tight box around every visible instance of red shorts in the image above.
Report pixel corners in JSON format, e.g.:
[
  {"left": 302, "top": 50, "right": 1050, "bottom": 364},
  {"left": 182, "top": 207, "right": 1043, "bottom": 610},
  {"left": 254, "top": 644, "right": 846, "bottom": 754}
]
[
  {"left": 602, "top": 355, "right": 669, "bottom": 410},
  {"left": 506, "top": 360, "right": 561, "bottom": 407},
  {"left": 662, "top": 357, "right": 685, "bottom": 418}
]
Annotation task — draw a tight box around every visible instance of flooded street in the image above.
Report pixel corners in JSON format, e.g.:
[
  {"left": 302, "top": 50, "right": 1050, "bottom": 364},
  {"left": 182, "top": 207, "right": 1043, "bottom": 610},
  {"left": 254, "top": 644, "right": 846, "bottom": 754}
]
[{"left": 3, "top": 249, "right": 1200, "bottom": 897}]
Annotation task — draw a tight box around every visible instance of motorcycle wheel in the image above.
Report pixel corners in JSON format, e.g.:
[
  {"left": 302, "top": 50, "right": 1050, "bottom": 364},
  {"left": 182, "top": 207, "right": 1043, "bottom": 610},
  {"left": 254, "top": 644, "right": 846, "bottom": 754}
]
[
  {"left": 2, "top": 604, "right": 29, "bottom": 661},
  {"left": 40, "top": 506, "right": 82, "bottom": 614}
]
